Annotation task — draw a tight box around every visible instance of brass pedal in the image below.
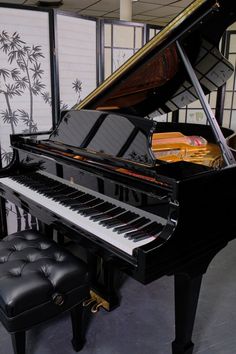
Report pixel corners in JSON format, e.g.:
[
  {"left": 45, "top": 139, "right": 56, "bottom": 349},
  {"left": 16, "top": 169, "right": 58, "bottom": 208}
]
[
  {"left": 83, "top": 290, "right": 110, "bottom": 313},
  {"left": 82, "top": 297, "right": 97, "bottom": 307}
]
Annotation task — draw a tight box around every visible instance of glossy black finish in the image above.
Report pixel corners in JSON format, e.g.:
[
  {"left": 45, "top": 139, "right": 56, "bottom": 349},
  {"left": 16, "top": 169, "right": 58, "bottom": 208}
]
[
  {"left": 2, "top": 115, "right": 236, "bottom": 283},
  {"left": 176, "top": 40, "right": 235, "bottom": 166},
  {"left": 1, "top": 143, "right": 235, "bottom": 354},
  {"left": 172, "top": 274, "right": 202, "bottom": 354},
  {"left": 2, "top": 114, "right": 236, "bottom": 354},
  {"left": 11, "top": 331, "right": 25, "bottom": 354},
  {"left": 49, "top": 110, "right": 157, "bottom": 165},
  {"left": 77, "top": 1, "right": 236, "bottom": 117},
  {"left": 1, "top": 2, "right": 236, "bottom": 353},
  {"left": 0, "top": 230, "right": 89, "bottom": 354},
  {"left": 0, "top": 197, "right": 7, "bottom": 238},
  {"left": 0, "top": 148, "right": 8, "bottom": 238},
  {"left": 10, "top": 113, "right": 168, "bottom": 181}
]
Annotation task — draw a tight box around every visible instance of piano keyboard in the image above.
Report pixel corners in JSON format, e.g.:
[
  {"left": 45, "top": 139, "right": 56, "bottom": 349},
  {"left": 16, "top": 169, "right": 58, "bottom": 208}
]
[{"left": 0, "top": 171, "right": 166, "bottom": 256}]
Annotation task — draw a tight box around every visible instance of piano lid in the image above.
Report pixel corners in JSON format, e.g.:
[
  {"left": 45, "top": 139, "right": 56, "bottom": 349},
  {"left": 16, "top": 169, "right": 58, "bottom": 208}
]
[{"left": 74, "top": 0, "right": 236, "bottom": 117}]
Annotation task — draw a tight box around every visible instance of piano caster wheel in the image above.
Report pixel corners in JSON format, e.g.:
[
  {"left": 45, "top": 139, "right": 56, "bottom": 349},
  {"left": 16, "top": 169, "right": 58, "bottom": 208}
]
[{"left": 82, "top": 290, "right": 110, "bottom": 313}]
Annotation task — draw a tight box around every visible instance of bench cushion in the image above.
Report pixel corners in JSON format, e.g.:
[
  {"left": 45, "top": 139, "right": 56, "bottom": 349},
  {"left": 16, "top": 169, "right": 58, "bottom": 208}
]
[{"left": 0, "top": 230, "right": 89, "bottom": 332}]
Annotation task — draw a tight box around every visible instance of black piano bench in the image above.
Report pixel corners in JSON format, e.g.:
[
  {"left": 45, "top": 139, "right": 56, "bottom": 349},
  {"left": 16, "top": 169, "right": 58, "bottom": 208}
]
[{"left": 0, "top": 229, "right": 89, "bottom": 354}]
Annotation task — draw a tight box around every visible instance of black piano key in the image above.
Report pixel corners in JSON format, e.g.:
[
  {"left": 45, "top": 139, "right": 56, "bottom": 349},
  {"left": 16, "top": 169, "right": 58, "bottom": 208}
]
[
  {"left": 15, "top": 175, "right": 74, "bottom": 196},
  {"left": 59, "top": 191, "right": 85, "bottom": 202},
  {"left": 56, "top": 190, "right": 82, "bottom": 198},
  {"left": 114, "top": 217, "right": 150, "bottom": 233},
  {"left": 68, "top": 200, "right": 97, "bottom": 211},
  {"left": 145, "top": 223, "right": 163, "bottom": 236},
  {"left": 132, "top": 224, "right": 164, "bottom": 242},
  {"left": 125, "top": 230, "right": 146, "bottom": 239},
  {"left": 66, "top": 194, "right": 96, "bottom": 206},
  {"left": 74, "top": 198, "right": 103, "bottom": 212},
  {"left": 53, "top": 186, "right": 75, "bottom": 194},
  {"left": 125, "top": 222, "right": 163, "bottom": 240},
  {"left": 39, "top": 185, "right": 70, "bottom": 194},
  {"left": 90, "top": 206, "right": 125, "bottom": 221},
  {"left": 41, "top": 188, "right": 72, "bottom": 197},
  {"left": 100, "top": 211, "right": 139, "bottom": 228},
  {"left": 78, "top": 200, "right": 107, "bottom": 215},
  {"left": 42, "top": 182, "right": 64, "bottom": 189},
  {"left": 124, "top": 222, "right": 156, "bottom": 239},
  {"left": 81, "top": 202, "right": 114, "bottom": 217},
  {"left": 29, "top": 180, "right": 61, "bottom": 188},
  {"left": 13, "top": 175, "right": 157, "bottom": 239},
  {"left": 48, "top": 193, "right": 75, "bottom": 202},
  {"left": 132, "top": 234, "right": 155, "bottom": 242},
  {"left": 100, "top": 219, "right": 122, "bottom": 229},
  {"left": 14, "top": 176, "right": 77, "bottom": 199},
  {"left": 24, "top": 177, "right": 61, "bottom": 187},
  {"left": 52, "top": 190, "right": 84, "bottom": 201},
  {"left": 59, "top": 195, "right": 88, "bottom": 206}
]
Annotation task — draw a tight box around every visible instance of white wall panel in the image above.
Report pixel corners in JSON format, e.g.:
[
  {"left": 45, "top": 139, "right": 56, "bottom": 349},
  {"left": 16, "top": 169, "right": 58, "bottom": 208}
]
[
  {"left": 57, "top": 15, "right": 97, "bottom": 109},
  {"left": 0, "top": 7, "right": 52, "bottom": 163},
  {"left": 0, "top": 7, "right": 52, "bottom": 234},
  {"left": 104, "top": 23, "right": 144, "bottom": 79}
]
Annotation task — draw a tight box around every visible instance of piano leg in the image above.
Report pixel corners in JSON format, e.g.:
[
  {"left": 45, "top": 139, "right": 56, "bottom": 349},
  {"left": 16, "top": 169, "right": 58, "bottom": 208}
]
[
  {"left": 57, "top": 232, "right": 65, "bottom": 245},
  {"left": 38, "top": 222, "right": 54, "bottom": 239},
  {"left": 171, "top": 240, "right": 228, "bottom": 354},
  {"left": 172, "top": 273, "right": 202, "bottom": 354},
  {"left": 0, "top": 197, "right": 7, "bottom": 238},
  {"left": 102, "top": 259, "right": 121, "bottom": 310}
]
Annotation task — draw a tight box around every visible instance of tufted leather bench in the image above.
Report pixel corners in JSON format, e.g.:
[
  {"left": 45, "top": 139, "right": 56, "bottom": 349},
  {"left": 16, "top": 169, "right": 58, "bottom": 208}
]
[{"left": 0, "top": 229, "right": 89, "bottom": 354}]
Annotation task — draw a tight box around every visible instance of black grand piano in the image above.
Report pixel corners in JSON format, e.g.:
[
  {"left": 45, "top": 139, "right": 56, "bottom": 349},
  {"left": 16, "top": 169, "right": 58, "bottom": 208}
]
[{"left": 1, "top": 0, "right": 236, "bottom": 353}]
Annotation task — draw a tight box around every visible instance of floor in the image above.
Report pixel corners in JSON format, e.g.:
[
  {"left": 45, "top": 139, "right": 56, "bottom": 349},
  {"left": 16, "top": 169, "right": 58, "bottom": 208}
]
[{"left": 1, "top": 238, "right": 236, "bottom": 354}]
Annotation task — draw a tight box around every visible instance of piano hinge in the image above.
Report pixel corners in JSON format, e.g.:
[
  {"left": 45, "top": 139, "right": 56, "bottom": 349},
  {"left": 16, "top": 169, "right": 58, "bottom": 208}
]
[{"left": 83, "top": 290, "right": 110, "bottom": 313}]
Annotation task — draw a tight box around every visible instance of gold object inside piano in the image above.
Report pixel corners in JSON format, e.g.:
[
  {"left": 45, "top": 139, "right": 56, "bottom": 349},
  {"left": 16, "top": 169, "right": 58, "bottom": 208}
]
[
  {"left": 39, "top": 130, "right": 222, "bottom": 169},
  {"left": 115, "top": 132, "right": 222, "bottom": 184},
  {"left": 83, "top": 290, "right": 110, "bottom": 313},
  {"left": 151, "top": 132, "right": 222, "bottom": 168}
]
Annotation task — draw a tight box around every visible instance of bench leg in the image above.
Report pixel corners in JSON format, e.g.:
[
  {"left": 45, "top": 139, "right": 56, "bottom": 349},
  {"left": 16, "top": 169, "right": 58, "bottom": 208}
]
[
  {"left": 70, "top": 303, "right": 86, "bottom": 352},
  {"left": 11, "top": 331, "right": 26, "bottom": 354}
]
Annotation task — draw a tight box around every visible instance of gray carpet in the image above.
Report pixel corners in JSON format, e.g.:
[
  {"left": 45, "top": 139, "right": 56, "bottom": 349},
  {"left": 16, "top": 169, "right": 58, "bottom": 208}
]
[{"left": 1, "top": 239, "right": 236, "bottom": 354}]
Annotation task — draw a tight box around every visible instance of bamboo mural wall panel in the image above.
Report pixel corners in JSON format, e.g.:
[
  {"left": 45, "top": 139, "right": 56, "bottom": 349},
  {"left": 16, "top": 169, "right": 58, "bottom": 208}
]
[
  {"left": 57, "top": 14, "right": 97, "bottom": 109},
  {"left": 0, "top": 7, "right": 52, "bottom": 233}
]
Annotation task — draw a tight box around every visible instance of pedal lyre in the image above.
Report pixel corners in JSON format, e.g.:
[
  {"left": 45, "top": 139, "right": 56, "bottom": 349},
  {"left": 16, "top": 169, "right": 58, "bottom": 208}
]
[{"left": 83, "top": 290, "right": 110, "bottom": 313}]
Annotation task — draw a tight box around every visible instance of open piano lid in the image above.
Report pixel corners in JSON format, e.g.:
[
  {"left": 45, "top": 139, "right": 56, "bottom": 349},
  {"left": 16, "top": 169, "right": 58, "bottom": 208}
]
[
  {"left": 74, "top": 0, "right": 236, "bottom": 117},
  {"left": 45, "top": 0, "right": 236, "bottom": 174}
]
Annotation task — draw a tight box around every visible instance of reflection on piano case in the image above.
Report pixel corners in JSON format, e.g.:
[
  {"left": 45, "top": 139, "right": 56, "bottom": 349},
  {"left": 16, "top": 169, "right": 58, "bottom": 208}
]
[{"left": 1, "top": 1, "right": 236, "bottom": 353}]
